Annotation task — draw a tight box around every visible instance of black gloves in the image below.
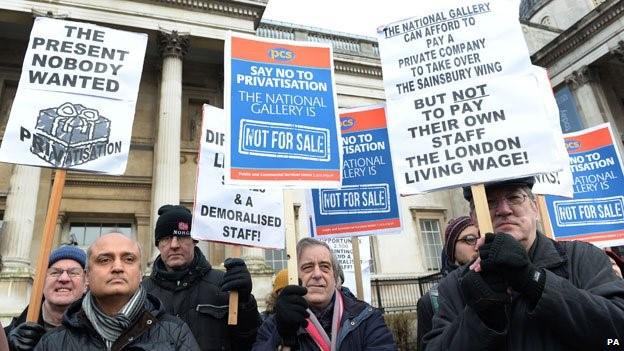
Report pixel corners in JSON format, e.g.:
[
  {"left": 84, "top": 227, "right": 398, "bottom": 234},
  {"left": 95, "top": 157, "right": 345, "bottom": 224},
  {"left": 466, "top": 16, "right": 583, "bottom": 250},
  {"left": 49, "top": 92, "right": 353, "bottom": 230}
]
[
  {"left": 275, "top": 285, "right": 309, "bottom": 346},
  {"left": 479, "top": 233, "right": 545, "bottom": 303},
  {"left": 460, "top": 268, "right": 509, "bottom": 331},
  {"left": 221, "top": 258, "right": 252, "bottom": 303},
  {"left": 8, "top": 322, "right": 46, "bottom": 351}
]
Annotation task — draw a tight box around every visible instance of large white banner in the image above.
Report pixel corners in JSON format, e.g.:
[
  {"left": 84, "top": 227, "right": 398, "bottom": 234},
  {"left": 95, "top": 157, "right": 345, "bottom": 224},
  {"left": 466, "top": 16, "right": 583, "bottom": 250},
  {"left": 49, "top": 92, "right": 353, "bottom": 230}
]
[
  {"left": 191, "top": 105, "right": 285, "bottom": 249},
  {"left": 0, "top": 17, "right": 147, "bottom": 175},
  {"left": 377, "top": 0, "right": 563, "bottom": 193}
]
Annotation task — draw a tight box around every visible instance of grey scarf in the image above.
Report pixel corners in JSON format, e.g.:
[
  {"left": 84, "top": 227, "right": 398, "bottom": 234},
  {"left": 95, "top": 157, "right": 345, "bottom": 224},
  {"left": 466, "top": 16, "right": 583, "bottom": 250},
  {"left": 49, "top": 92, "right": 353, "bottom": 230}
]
[{"left": 82, "top": 286, "right": 147, "bottom": 350}]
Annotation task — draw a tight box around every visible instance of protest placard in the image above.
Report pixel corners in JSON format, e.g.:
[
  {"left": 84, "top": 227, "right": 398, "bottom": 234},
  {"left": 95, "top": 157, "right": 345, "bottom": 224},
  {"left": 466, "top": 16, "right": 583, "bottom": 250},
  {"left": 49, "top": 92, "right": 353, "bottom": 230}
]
[
  {"left": 309, "top": 105, "right": 402, "bottom": 237},
  {"left": 0, "top": 17, "right": 147, "bottom": 175},
  {"left": 377, "top": 0, "right": 563, "bottom": 193},
  {"left": 191, "top": 104, "right": 285, "bottom": 249},
  {"left": 321, "top": 237, "right": 372, "bottom": 303},
  {"left": 531, "top": 66, "right": 574, "bottom": 198},
  {"left": 544, "top": 123, "right": 624, "bottom": 247},
  {"left": 224, "top": 32, "right": 341, "bottom": 187}
]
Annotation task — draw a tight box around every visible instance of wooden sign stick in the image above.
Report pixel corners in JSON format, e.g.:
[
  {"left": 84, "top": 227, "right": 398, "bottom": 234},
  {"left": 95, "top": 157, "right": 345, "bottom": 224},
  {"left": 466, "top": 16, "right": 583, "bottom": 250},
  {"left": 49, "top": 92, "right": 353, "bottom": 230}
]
[
  {"left": 227, "top": 245, "right": 242, "bottom": 325},
  {"left": 536, "top": 195, "right": 555, "bottom": 239},
  {"left": 284, "top": 190, "right": 298, "bottom": 285},
  {"left": 471, "top": 184, "right": 494, "bottom": 234},
  {"left": 351, "top": 236, "right": 364, "bottom": 300},
  {"left": 27, "top": 169, "right": 67, "bottom": 322}
]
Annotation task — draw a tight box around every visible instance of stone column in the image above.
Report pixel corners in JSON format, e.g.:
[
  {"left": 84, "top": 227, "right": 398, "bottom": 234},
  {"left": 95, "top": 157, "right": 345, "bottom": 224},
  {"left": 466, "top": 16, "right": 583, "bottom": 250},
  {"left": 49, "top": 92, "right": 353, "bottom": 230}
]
[
  {"left": 241, "top": 246, "right": 274, "bottom": 310},
  {"left": 566, "top": 65, "right": 624, "bottom": 155},
  {"left": 566, "top": 66, "right": 610, "bottom": 127},
  {"left": 0, "top": 165, "right": 41, "bottom": 268},
  {"left": 0, "top": 165, "right": 41, "bottom": 320},
  {"left": 151, "top": 31, "right": 189, "bottom": 250}
]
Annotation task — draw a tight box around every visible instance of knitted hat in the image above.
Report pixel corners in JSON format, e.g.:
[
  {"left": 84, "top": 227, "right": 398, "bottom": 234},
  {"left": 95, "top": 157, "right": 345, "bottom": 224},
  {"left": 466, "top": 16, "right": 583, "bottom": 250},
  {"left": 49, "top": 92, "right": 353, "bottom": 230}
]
[
  {"left": 463, "top": 176, "right": 535, "bottom": 201},
  {"left": 272, "top": 269, "right": 288, "bottom": 294},
  {"left": 155, "top": 204, "right": 192, "bottom": 246},
  {"left": 49, "top": 245, "right": 86, "bottom": 268},
  {"left": 444, "top": 216, "right": 474, "bottom": 265}
]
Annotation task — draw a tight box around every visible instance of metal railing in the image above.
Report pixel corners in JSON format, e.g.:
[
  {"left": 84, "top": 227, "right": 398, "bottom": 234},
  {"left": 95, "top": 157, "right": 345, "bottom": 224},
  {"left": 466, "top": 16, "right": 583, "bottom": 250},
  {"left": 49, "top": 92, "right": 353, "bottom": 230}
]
[{"left": 371, "top": 273, "right": 443, "bottom": 313}]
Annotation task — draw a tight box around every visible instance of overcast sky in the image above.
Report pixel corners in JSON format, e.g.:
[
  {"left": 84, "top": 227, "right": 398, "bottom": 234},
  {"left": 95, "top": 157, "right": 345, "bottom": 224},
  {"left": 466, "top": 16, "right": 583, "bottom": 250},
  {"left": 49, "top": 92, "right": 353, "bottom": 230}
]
[{"left": 262, "top": 0, "right": 424, "bottom": 39}]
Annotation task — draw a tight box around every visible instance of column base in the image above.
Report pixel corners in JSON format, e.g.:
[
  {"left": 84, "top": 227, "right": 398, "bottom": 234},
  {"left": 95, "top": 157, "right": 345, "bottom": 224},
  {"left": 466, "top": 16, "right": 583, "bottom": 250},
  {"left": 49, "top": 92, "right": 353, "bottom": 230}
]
[{"left": 0, "top": 267, "right": 33, "bottom": 325}]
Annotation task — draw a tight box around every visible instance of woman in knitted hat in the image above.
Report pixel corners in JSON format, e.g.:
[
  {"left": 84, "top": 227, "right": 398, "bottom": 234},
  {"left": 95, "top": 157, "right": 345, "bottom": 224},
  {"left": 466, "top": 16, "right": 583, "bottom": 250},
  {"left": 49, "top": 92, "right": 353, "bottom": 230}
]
[
  {"left": 261, "top": 269, "right": 288, "bottom": 321},
  {"left": 417, "top": 216, "right": 479, "bottom": 350}
]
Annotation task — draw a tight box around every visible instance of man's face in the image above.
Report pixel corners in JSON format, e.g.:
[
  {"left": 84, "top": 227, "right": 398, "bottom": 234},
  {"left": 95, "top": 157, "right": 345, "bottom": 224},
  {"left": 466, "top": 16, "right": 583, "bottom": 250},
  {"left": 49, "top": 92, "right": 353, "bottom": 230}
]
[
  {"left": 87, "top": 233, "right": 142, "bottom": 300},
  {"left": 157, "top": 235, "right": 195, "bottom": 271},
  {"left": 298, "top": 245, "right": 336, "bottom": 309},
  {"left": 43, "top": 259, "right": 86, "bottom": 308},
  {"left": 453, "top": 225, "right": 480, "bottom": 265},
  {"left": 474, "top": 185, "right": 538, "bottom": 249}
]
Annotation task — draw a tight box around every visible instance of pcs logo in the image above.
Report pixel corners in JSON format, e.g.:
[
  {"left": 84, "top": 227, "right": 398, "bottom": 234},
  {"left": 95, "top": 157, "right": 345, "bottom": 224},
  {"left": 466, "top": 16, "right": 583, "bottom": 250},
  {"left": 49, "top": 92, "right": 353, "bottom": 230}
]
[
  {"left": 268, "top": 48, "right": 295, "bottom": 62},
  {"left": 565, "top": 139, "right": 581, "bottom": 151},
  {"left": 340, "top": 117, "right": 355, "bottom": 131}
]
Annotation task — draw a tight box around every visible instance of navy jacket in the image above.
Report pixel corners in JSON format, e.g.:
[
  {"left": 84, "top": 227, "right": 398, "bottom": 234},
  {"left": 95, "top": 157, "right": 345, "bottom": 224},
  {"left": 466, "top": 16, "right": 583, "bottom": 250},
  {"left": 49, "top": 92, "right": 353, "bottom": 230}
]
[{"left": 252, "top": 288, "right": 397, "bottom": 350}]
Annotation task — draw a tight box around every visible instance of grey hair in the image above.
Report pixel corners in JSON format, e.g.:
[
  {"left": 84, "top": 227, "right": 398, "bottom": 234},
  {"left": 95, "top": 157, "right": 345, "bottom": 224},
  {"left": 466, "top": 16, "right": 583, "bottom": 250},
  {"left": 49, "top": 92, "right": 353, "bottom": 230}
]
[{"left": 296, "top": 237, "right": 341, "bottom": 283}]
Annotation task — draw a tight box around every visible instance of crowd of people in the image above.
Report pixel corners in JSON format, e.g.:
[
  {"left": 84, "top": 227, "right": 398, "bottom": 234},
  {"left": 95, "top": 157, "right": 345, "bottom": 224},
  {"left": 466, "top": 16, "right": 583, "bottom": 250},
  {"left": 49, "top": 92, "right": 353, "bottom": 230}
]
[{"left": 0, "top": 176, "right": 623, "bottom": 350}]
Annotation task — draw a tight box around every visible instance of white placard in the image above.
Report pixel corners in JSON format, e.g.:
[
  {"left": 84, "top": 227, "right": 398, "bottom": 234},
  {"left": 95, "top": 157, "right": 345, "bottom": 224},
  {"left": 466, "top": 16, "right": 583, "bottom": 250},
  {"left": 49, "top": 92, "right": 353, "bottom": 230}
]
[
  {"left": 532, "top": 66, "right": 574, "bottom": 198},
  {"left": 322, "top": 237, "right": 371, "bottom": 303},
  {"left": 377, "top": 0, "right": 563, "bottom": 193},
  {"left": 0, "top": 17, "right": 147, "bottom": 175},
  {"left": 191, "top": 105, "right": 285, "bottom": 249}
]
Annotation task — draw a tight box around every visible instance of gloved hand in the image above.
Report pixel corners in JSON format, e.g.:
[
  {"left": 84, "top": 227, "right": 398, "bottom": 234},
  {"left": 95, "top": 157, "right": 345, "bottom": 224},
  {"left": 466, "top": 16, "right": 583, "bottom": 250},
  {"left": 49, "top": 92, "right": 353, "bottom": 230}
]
[
  {"left": 221, "top": 258, "right": 252, "bottom": 303},
  {"left": 460, "top": 268, "right": 510, "bottom": 331},
  {"left": 275, "top": 285, "right": 309, "bottom": 346},
  {"left": 479, "top": 233, "right": 545, "bottom": 302},
  {"left": 8, "top": 321, "right": 46, "bottom": 351}
]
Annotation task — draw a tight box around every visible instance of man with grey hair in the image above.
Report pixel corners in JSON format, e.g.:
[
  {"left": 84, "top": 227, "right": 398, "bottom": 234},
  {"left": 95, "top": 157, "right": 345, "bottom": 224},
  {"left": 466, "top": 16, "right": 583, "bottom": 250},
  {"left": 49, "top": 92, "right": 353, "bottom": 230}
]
[
  {"left": 424, "top": 177, "right": 624, "bottom": 350},
  {"left": 253, "top": 237, "right": 396, "bottom": 350},
  {"left": 35, "top": 233, "right": 199, "bottom": 350}
]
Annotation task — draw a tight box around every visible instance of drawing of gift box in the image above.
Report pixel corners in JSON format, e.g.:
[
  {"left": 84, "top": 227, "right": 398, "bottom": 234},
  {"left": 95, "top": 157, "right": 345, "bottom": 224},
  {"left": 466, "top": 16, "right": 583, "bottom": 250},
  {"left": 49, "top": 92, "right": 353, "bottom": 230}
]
[{"left": 30, "top": 102, "right": 111, "bottom": 167}]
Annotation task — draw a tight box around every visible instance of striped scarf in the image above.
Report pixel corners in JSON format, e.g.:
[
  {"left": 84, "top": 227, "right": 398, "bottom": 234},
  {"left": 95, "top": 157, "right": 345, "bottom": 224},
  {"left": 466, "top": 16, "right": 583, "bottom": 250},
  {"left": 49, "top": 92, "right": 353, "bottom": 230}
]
[
  {"left": 82, "top": 286, "right": 147, "bottom": 351},
  {"left": 305, "top": 290, "right": 344, "bottom": 351}
]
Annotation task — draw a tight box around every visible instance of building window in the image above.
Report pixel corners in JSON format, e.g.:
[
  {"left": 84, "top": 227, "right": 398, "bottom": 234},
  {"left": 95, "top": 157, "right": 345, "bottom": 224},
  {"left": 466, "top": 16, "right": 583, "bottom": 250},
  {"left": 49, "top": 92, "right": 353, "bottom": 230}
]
[
  {"left": 264, "top": 249, "right": 287, "bottom": 271},
  {"left": 69, "top": 222, "right": 132, "bottom": 246},
  {"left": 420, "top": 218, "right": 444, "bottom": 271}
]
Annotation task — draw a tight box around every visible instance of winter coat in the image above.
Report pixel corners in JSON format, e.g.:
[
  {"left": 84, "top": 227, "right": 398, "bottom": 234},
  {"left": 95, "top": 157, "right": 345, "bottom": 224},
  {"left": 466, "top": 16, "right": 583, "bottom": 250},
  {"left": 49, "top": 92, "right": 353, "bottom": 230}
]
[
  {"left": 33, "top": 293, "right": 199, "bottom": 351},
  {"left": 252, "top": 288, "right": 397, "bottom": 350},
  {"left": 142, "top": 248, "right": 261, "bottom": 351},
  {"left": 423, "top": 232, "right": 624, "bottom": 351}
]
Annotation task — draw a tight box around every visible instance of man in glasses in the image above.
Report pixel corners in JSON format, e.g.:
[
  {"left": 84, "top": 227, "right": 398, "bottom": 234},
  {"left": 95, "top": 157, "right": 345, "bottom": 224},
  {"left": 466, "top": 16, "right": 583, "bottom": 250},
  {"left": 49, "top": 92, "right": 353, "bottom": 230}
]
[
  {"left": 142, "top": 204, "right": 261, "bottom": 351},
  {"left": 416, "top": 216, "right": 478, "bottom": 349},
  {"left": 4, "top": 245, "right": 87, "bottom": 350},
  {"left": 423, "top": 177, "right": 624, "bottom": 350}
]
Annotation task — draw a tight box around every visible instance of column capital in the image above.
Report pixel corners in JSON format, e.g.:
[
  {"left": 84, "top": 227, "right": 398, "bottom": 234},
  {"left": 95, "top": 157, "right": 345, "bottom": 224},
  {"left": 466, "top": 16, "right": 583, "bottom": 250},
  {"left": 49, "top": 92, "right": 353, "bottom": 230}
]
[
  {"left": 158, "top": 30, "right": 190, "bottom": 59},
  {"left": 565, "top": 66, "right": 598, "bottom": 90},
  {"left": 610, "top": 40, "right": 624, "bottom": 64}
]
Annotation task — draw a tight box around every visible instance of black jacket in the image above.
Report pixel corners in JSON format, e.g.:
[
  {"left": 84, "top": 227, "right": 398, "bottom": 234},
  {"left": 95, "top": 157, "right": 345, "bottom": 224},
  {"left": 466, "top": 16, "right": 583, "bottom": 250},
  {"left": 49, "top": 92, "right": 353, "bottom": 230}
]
[
  {"left": 33, "top": 293, "right": 199, "bottom": 351},
  {"left": 252, "top": 288, "right": 397, "bottom": 350},
  {"left": 423, "top": 232, "right": 624, "bottom": 350},
  {"left": 142, "top": 248, "right": 261, "bottom": 351}
]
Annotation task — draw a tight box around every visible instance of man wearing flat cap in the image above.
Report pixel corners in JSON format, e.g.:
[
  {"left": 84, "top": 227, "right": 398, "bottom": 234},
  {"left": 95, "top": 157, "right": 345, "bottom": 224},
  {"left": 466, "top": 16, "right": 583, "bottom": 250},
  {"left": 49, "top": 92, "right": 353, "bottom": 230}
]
[
  {"left": 142, "top": 204, "right": 261, "bottom": 351},
  {"left": 5, "top": 245, "right": 87, "bottom": 350},
  {"left": 423, "top": 177, "right": 624, "bottom": 350}
]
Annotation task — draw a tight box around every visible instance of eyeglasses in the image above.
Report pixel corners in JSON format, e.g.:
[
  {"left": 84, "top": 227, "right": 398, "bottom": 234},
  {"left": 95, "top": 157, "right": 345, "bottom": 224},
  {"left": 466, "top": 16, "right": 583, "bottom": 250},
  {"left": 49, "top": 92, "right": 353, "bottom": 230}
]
[
  {"left": 488, "top": 193, "right": 528, "bottom": 211},
  {"left": 456, "top": 235, "right": 479, "bottom": 246},
  {"left": 47, "top": 267, "right": 84, "bottom": 278},
  {"left": 158, "top": 235, "right": 193, "bottom": 246}
]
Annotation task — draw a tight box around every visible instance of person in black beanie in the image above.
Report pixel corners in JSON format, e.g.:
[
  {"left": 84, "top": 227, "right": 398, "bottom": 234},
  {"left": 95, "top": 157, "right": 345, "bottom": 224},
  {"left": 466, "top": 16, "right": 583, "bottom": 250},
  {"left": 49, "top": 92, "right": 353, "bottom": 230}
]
[
  {"left": 142, "top": 204, "right": 261, "bottom": 351},
  {"left": 423, "top": 177, "right": 624, "bottom": 351},
  {"left": 5, "top": 245, "right": 87, "bottom": 351}
]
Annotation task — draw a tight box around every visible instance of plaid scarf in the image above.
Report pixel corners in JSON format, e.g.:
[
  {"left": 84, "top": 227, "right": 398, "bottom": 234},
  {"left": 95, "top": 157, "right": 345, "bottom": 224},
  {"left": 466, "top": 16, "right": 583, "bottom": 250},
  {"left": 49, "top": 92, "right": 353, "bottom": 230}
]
[{"left": 82, "top": 286, "right": 147, "bottom": 351}]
